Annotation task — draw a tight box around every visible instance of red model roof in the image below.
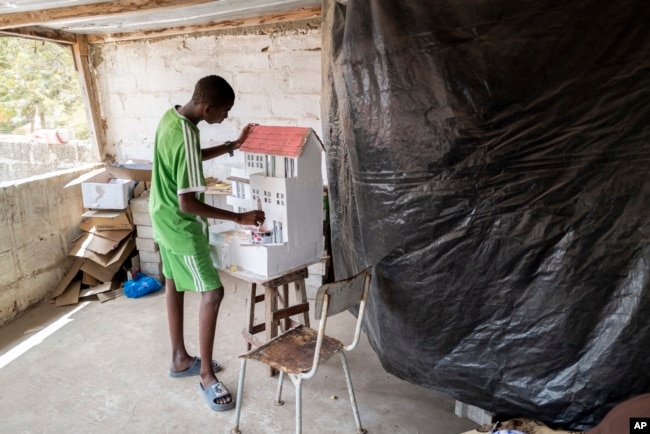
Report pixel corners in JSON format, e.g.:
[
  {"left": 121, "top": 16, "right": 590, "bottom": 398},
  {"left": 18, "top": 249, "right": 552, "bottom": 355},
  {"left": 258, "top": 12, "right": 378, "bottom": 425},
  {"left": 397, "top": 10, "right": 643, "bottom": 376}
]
[{"left": 240, "top": 126, "right": 316, "bottom": 157}]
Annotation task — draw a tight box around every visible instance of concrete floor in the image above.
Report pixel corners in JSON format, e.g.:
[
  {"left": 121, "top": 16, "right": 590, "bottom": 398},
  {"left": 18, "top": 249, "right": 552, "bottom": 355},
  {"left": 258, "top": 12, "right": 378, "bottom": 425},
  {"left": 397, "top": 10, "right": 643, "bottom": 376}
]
[{"left": 0, "top": 273, "right": 480, "bottom": 434}]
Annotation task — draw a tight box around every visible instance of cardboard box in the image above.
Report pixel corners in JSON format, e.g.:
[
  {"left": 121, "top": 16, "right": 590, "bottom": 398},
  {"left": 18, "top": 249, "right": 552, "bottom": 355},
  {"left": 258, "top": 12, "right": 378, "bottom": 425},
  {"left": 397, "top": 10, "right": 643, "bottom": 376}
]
[
  {"left": 82, "top": 227, "right": 133, "bottom": 243},
  {"left": 79, "top": 210, "right": 133, "bottom": 231},
  {"left": 70, "top": 234, "right": 135, "bottom": 269},
  {"left": 52, "top": 257, "right": 85, "bottom": 298},
  {"left": 81, "top": 172, "right": 134, "bottom": 209},
  {"left": 79, "top": 282, "right": 112, "bottom": 299},
  {"left": 78, "top": 236, "right": 136, "bottom": 282},
  {"left": 80, "top": 260, "right": 121, "bottom": 284},
  {"left": 65, "top": 164, "right": 153, "bottom": 210},
  {"left": 104, "top": 163, "right": 152, "bottom": 182},
  {"left": 55, "top": 280, "right": 81, "bottom": 307},
  {"left": 72, "top": 231, "right": 125, "bottom": 255}
]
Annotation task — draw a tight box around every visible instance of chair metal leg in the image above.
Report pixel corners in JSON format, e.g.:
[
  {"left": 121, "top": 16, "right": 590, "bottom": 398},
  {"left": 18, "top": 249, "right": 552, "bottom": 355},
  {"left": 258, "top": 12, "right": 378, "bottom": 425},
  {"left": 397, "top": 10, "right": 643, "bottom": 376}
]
[
  {"left": 339, "top": 352, "right": 366, "bottom": 433},
  {"left": 295, "top": 377, "right": 303, "bottom": 434},
  {"left": 274, "top": 371, "right": 285, "bottom": 406},
  {"left": 231, "top": 358, "right": 248, "bottom": 434}
]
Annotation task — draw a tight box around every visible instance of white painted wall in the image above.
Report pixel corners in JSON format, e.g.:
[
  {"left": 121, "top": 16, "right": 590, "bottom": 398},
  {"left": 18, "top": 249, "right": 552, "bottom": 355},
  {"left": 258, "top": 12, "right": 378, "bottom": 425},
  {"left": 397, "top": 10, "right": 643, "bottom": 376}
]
[{"left": 94, "top": 25, "right": 323, "bottom": 182}]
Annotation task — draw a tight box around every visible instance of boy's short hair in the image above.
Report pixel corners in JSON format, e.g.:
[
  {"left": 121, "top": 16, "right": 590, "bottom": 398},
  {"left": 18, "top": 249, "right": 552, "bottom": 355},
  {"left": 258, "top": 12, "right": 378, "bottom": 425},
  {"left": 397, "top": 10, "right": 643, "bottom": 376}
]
[{"left": 192, "top": 75, "right": 235, "bottom": 107}]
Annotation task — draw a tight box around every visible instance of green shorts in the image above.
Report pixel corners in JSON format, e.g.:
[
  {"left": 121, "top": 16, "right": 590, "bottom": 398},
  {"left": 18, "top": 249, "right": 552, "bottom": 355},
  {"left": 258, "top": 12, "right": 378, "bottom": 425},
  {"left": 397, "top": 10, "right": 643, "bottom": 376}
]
[{"left": 159, "top": 243, "right": 222, "bottom": 292}]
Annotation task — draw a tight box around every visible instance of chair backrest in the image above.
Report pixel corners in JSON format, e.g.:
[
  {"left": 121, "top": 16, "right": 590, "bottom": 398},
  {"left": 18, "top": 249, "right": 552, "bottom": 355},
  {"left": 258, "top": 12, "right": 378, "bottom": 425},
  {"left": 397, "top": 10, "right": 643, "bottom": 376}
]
[{"left": 314, "top": 267, "right": 371, "bottom": 320}]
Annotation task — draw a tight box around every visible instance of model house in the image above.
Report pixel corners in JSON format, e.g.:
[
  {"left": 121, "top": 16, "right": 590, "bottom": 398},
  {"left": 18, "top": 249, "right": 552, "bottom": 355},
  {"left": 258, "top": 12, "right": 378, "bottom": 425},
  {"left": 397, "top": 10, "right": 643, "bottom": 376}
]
[{"left": 210, "top": 125, "right": 324, "bottom": 277}]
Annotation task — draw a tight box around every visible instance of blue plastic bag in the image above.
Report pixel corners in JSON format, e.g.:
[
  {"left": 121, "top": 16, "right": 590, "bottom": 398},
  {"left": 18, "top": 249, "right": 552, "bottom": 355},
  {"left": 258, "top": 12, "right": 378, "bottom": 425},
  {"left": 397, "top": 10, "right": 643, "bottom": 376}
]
[{"left": 124, "top": 272, "right": 162, "bottom": 298}]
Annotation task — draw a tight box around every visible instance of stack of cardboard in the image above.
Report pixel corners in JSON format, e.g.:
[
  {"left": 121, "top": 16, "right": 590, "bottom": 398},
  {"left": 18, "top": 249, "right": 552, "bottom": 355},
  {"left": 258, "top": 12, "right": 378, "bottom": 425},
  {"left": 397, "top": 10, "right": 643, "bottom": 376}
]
[{"left": 53, "top": 165, "right": 152, "bottom": 306}]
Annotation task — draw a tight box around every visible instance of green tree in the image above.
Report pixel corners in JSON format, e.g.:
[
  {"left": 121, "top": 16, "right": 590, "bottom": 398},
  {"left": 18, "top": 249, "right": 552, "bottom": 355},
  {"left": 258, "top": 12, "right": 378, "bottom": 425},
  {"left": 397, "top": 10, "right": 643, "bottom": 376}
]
[{"left": 0, "top": 36, "right": 89, "bottom": 139}]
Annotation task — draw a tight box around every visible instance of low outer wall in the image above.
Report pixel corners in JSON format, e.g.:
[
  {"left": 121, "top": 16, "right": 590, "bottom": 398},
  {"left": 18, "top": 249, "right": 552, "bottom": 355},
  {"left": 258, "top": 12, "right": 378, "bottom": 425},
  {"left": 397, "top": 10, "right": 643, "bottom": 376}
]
[
  {"left": 0, "top": 138, "right": 97, "bottom": 183},
  {"left": 0, "top": 164, "right": 100, "bottom": 325}
]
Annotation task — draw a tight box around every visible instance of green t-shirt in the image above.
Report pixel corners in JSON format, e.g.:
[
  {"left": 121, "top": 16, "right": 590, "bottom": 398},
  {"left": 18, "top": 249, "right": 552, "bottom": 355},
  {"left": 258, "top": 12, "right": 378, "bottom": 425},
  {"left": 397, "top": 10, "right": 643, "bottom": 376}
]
[{"left": 149, "top": 107, "right": 209, "bottom": 255}]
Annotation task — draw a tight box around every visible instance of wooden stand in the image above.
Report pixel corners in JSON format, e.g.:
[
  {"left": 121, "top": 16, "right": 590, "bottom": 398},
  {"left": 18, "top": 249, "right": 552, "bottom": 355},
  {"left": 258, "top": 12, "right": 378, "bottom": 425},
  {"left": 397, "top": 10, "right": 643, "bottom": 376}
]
[{"left": 219, "top": 263, "right": 315, "bottom": 375}]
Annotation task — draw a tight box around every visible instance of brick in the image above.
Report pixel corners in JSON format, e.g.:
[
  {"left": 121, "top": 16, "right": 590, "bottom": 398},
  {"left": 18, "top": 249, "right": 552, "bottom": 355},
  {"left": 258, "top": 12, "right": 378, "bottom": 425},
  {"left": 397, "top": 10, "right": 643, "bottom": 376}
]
[
  {"left": 138, "top": 250, "right": 160, "bottom": 263},
  {"left": 135, "top": 237, "right": 158, "bottom": 252},
  {"left": 141, "top": 261, "right": 162, "bottom": 277},
  {"left": 269, "top": 93, "right": 320, "bottom": 119},
  {"left": 132, "top": 212, "right": 152, "bottom": 226},
  {"left": 136, "top": 225, "right": 154, "bottom": 239},
  {"left": 129, "top": 194, "right": 150, "bottom": 213}
]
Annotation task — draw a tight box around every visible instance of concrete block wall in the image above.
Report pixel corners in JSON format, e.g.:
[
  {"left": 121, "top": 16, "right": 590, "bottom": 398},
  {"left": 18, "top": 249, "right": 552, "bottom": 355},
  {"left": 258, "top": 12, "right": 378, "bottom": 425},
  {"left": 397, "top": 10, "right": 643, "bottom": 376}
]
[
  {"left": 0, "top": 139, "right": 98, "bottom": 183},
  {"left": 0, "top": 164, "right": 101, "bottom": 325},
  {"left": 1, "top": 21, "right": 323, "bottom": 325},
  {"left": 93, "top": 22, "right": 323, "bottom": 184}
]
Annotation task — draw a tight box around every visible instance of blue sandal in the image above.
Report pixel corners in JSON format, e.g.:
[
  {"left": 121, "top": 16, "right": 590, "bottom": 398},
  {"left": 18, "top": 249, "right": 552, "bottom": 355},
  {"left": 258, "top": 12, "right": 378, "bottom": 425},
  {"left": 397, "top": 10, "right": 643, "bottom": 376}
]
[
  {"left": 199, "top": 380, "right": 235, "bottom": 411},
  {"left": 169, "top": 356, "right": 220, "bottom": 378}
]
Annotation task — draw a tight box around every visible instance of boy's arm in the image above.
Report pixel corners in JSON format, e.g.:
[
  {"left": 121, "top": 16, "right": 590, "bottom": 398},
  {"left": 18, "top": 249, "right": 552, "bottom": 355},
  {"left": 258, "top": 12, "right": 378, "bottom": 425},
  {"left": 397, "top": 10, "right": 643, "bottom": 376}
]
[
  {"left": 201, "top": 123, "right": 258, "bottom": 161},
  {"left": 178, "top": 192, "right": 264, "bottom": 226},
  {"left": 201, "top": 142, "right": 236, "bottom": 161}
]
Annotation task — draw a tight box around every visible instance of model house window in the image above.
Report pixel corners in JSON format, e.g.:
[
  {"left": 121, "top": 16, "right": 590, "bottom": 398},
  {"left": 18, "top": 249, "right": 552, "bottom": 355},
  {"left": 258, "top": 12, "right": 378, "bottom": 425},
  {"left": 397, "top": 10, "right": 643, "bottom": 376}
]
[
  {"left": 265, "top": 155, "right": 276, "bottom": 177},
  {"left": 235, "top": 182, "right": 245, "bottom": 199},
  {"left": 284, "top": 158, "right": 296, "bottom": 177}
]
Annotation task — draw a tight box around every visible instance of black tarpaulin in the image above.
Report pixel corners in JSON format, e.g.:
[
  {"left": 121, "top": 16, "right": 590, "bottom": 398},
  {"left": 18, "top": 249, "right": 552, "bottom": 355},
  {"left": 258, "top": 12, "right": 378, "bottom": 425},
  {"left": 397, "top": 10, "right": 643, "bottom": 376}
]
[{"left": 321, "top": 0, "right": 650, "bottom": 430}]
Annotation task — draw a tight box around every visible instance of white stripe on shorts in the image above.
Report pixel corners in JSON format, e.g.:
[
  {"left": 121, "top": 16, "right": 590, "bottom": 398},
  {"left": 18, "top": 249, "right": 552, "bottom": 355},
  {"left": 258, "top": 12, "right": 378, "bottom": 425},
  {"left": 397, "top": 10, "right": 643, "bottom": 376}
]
[{"left": 184, "top": 255, "right": 206, "bottom": 292}]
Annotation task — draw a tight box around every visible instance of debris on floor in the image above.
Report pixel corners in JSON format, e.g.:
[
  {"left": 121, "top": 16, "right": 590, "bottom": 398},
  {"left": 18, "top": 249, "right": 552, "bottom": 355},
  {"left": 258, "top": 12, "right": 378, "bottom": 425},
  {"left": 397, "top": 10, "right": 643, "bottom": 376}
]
[{"left": 462, "top": 418, "right": 583, "bottom": 434}]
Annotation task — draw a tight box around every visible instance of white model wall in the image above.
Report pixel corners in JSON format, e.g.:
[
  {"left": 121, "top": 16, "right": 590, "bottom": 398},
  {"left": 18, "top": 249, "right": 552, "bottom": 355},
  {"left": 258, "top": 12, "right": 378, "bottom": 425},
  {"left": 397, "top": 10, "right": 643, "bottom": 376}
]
[{"left": 93, "top": 23, "right": 323, "bottom": 183}]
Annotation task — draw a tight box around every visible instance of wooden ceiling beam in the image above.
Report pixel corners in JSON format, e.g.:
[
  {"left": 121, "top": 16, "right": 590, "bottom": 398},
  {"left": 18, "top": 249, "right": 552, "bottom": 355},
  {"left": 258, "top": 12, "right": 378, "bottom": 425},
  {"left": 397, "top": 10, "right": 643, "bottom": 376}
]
[
  {"left": 0, "top": 0, "right": 216, "bottom": 30},
  {"left": 87, "top": 6, "right": 322, "bottom": 43},
  {"left": 0, "top": 27, "right": 77, "bottom": 44}
]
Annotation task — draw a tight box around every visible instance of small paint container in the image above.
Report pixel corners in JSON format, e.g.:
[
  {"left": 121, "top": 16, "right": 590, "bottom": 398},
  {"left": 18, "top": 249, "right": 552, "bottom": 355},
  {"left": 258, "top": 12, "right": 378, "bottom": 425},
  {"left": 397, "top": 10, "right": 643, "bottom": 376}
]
[{"left": 251, "top": 230, "right": 273, "bottom": 244}]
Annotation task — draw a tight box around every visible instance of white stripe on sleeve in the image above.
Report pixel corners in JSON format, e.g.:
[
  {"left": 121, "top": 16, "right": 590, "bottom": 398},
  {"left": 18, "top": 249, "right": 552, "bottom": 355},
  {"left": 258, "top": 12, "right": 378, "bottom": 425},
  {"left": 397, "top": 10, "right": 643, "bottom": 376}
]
[{"left": 182, "top": 122, "right": 202, "bottom": 189}]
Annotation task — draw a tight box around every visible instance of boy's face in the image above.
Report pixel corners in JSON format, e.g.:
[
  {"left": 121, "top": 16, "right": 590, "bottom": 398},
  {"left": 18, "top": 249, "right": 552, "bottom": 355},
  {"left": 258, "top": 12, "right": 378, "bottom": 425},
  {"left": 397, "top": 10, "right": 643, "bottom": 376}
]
[{"left": 204, "top": 100, "right": 234, "bottom": 124}]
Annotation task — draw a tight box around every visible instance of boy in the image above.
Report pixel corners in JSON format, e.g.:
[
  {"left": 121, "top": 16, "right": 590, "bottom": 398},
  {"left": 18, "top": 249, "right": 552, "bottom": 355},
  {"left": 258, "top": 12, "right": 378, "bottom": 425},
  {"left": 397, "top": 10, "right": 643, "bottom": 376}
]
[{"left": 149, "top": 75, "right": 264, "bottom": 411}]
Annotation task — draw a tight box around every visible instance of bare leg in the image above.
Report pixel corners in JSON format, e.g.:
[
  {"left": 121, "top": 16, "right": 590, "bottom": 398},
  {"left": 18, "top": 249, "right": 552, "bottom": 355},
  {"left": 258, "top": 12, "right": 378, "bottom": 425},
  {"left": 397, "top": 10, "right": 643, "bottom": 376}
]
[
  {"left": 166, "top": 278, "right": 194, "bottom": 372},
  {"left": 199, "top": 286, "right": 231, "bottom": 405}
]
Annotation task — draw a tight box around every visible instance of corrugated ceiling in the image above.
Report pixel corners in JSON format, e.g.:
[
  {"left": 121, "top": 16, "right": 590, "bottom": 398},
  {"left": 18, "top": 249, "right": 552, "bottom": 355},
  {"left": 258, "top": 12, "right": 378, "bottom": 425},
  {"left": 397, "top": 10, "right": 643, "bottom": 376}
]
[{"left": 0, "top": 0, "right": 321, "bottom": 42}]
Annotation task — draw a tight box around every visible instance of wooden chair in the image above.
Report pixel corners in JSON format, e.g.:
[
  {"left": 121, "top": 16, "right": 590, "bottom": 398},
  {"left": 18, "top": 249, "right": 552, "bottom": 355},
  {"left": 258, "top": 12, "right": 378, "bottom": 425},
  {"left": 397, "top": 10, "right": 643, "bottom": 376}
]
[{"left": 231, "top": 267, "right": 372, "bottom": 434}]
